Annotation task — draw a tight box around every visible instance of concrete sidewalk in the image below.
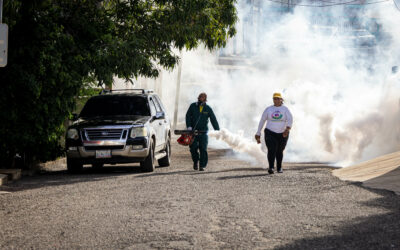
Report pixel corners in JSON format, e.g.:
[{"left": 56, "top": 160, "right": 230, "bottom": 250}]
[
  {"left": 0, "top": 169, "right": 21, "bottom": 186},
  {"left": 333, "top": 151, "right": 400, "bottom": 195}
]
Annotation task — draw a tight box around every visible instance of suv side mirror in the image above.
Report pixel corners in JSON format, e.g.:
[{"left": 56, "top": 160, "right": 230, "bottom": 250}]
[{"left": 155, "top": 111, "right": 165, "bottom": 119}]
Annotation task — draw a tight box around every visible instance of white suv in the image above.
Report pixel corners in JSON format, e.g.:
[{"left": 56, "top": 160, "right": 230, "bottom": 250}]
[{"left": 65, "top": 89, "right": 171, "bottom": 173}]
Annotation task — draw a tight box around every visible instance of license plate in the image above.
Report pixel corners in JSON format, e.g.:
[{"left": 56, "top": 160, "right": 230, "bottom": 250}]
[{"left": 96, "top": 150, "right": 111, "bottom": 158}]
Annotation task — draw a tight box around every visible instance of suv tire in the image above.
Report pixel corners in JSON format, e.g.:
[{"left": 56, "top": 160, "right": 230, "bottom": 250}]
[
  {"left": 67, "top": 158, "right": 83, "bottom": 174},
  {"left": 158, "top": 139, "right": 171, "bottom": 167},
  {"left": 140, "top": 139, "right": 155, "bottom": 172}
]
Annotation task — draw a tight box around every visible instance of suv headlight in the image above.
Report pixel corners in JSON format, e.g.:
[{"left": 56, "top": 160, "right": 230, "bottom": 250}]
[
  {"left": 130, "top": 127, "right": 147, "bottom": 138},
  {"left": 67, "top": 129, "right": 79, "bottom": 140}
]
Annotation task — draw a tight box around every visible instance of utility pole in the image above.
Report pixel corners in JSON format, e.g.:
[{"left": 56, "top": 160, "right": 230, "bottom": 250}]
[{"left": 173, "top": 55, "right": 183, "bottom": 131}]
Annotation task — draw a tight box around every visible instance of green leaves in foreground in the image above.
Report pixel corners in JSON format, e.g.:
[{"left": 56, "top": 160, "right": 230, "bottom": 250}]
[{"left": 0, "top": 0, "right": 237, "bottom": 168}]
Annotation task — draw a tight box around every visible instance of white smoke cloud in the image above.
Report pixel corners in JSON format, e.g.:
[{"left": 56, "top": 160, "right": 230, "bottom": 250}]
[
  {"left": 208, "top": 129, "right": 268, "bottom": 167},
  {"left": 223, "top": 2, "right": 397, "bottom": 166},
  {"left": 123, "top": 1, "right": 400, "bottom": 167}
]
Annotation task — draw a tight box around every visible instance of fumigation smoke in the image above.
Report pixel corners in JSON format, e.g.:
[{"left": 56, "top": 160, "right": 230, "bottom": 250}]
[
  {"left": 208, "top": 129, "right": 268, "bottom": 167},
  {"left": 121, "top": 0, "right": 400, "bottom": 167},
  {"left": 179, "top": 1, "right": 400, "bottom": 167}
]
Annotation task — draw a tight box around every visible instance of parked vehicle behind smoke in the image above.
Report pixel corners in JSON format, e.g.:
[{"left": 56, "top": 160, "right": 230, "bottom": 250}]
[
  {"left": 337, "top": 29, "right": 377, "bottom": 50},
  {"left": 336, "top": 29, "right": 380, "bottom": 71},
  {"left": 65, "top": 89, "right": 171, "bottom": 173}
]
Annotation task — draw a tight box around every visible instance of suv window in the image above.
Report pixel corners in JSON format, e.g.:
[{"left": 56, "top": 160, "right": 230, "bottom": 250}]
[
  {"left": 152, "top": 96, "right": 163, "bottom": 113},
  {"left": 148, "top": 98, "right": 157, "bottom": 116},
  {"left": 154, "top": 96, "right": 166, "bottom": 113},
  {"left": 80, "top": 95, "right": 151, "bottom": 118}
]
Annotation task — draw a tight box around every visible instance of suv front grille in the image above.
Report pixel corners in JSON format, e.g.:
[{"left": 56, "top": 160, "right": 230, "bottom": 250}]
[
  {"left": 84, "top": 145, "right": 124, "bottom": 151},
  {"left": 85, "top": 129, "right": 124, "bottom": 140}
]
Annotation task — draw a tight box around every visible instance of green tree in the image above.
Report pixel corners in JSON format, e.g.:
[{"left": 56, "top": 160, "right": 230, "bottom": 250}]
[{"left": 0, "top": 0, "right": 237, "bottom": 168}]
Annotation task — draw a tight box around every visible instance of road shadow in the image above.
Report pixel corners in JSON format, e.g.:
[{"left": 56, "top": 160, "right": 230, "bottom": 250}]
[
  {"left": 134, "top": 169, "right": 200, "bottom": 178},
  {"left": 134, "top": 165, "right": 334, "bottom": 179},
  {"left": 276, "top": 187, "right": 400, "bottom": 250},
  {"left": 363, "top": 165, "right": 400, "bottom": 195},
  {"left": 217, "top": 173, "right": 271, "bottom": 180},
  {"left": 0, "top": 165, "right": 146, "bottom": 192},
  {"left": 286, "top": 165, "right": 337, "bottom": 170},
  {"left": 134, "top": 167, "right": 267, "bottom": 178},
  {"left": 194, "top": 167, "right": 270, "bottom": 179},
  {"left": 46, "top": 165, "right": 144, "bottom": 175},
  {"left": 198, "top": 166, "right": 334, "bottom": 179}
]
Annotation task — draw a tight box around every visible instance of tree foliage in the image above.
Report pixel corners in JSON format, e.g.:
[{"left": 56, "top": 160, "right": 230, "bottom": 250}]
[{"left": 0, "top": 0, "right": 237, "bottom": 168}]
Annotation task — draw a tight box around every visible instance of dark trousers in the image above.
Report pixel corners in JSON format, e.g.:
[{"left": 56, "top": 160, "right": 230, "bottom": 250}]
[
  {"left": 264, "top": 128, "right": 289, "bottom": 170},
  {"left": 190, "top": 134, "right": 208, "bottom": 168}
]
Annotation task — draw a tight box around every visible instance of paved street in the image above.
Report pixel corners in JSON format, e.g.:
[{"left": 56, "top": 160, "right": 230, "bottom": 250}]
[{"left": 1, "top": 139, "right": 400, "bottom": 249}]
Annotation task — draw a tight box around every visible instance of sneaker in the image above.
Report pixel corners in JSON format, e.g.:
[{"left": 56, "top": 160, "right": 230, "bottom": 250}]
[
  {"left": 199, "top": 167, "right": 205, "bottom": 171},
  {"left": 268, "top": 168, "right": 274, "bottom": 174},
  {"left": 277, "top": 169, "right": 283, "bottom": 173},
  {"left": 193, "top": 162, "right": 198, "bottom": 170}
]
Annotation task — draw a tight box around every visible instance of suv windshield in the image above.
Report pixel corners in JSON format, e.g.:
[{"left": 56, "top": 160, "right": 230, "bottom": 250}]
[{"left": 80, "top": 95, "right": 150, "bottom": 118}]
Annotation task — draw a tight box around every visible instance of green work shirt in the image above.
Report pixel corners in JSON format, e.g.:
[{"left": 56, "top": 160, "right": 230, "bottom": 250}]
[{"left": 185, "top": 102, "right": 220, "bottom": 131}]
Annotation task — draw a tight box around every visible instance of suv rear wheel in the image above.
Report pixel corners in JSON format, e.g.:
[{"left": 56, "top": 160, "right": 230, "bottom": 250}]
[
  {"left": 67, "top": 158, "right": 83, "bottom": 174},
  {"left": 158, "top": 139, "right": 171, "bottom": 167},
  {"left": 140, "top": 139, "right": 155, "bottom": 172}
]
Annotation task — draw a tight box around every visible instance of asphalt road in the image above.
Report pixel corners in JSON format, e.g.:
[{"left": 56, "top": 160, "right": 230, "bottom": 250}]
[{"left": 1, "top": 139, "right": 400, "bottom": 249}]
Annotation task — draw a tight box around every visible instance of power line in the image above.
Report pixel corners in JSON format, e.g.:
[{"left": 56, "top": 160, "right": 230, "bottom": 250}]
[
  {"left": 314, "top": 0, "right": 366, "bottom": 3},
  {"left": 314, "top": 0, "right": 348, "bottom": 3},
  {"left": 264, "top": 0, "right": 390, "bottom": 7},
  {"left": 313, "top": 0, "right": 388, "bottom": 3},
  {"left": 265, "top": 0, "right": 360, "bottom": 7},
  {"left": 356, "top": 0, "right": 390, "bottom": 5}
]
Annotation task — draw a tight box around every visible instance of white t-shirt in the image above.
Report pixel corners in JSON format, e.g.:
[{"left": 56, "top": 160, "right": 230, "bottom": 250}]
[{"left": 256, "top": 105, "right": 293, "bottom": 135}]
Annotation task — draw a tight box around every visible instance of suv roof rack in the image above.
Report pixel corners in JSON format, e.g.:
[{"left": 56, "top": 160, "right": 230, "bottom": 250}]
[{"left": 100, "top": 89, "right": 154, "bottom": 95}]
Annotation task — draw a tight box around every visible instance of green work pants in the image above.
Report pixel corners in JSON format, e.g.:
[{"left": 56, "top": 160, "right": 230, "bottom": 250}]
[{"left": 190, "top": 134, "right": 208, "bottom": 168}]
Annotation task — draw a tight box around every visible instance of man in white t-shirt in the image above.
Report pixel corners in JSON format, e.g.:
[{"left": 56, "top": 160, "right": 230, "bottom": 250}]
[{"left": 255, "top": 93, "right": 293, "bottom": 174}]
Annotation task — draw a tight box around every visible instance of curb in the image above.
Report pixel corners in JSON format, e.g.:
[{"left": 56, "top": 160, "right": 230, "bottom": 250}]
[
  {"left": 0, "top": 169, "right": 22, "bottom": 185},
  {"left": 0, "top": 174, "right": 8, "bottom": 186}
]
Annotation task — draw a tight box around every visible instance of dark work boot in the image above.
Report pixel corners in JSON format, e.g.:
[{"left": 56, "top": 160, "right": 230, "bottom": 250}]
[
  {"left": 199, "top": 166, "right": 205, "bottom": 171},
  {"left": 268, "top": 168, "right": 274, "bottom": 174},
  {"left": 193, "top": 162, "right": 198, "bottom": 170}
]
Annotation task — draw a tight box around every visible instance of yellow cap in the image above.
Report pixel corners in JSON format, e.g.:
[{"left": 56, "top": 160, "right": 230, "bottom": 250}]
[{"left": 273, "top": 93, "right": 283, "bottom": 99}]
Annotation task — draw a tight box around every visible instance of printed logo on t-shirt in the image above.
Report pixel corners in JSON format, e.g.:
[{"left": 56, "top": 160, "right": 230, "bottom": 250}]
[{"left": 271, "top": 110, "right": 283, "bottom": 120}]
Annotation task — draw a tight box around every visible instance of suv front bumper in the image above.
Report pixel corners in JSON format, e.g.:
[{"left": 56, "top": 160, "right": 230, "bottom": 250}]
[{"left": 66, "top": 137, "right": 150, "bottom": 164}]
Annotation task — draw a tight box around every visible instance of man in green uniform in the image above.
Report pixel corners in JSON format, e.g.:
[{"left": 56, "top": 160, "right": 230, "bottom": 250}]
[{"left": 185, "top": 93, "right": 220, "bottom": 171}]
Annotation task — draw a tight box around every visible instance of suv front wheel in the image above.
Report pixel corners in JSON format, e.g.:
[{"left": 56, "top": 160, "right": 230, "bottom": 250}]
[
  {"left": 158, "top": 139, "right": 171, "bottom": 167},
  {"left": 140, "top": 138, "right": 155, "bottom": 172}
]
